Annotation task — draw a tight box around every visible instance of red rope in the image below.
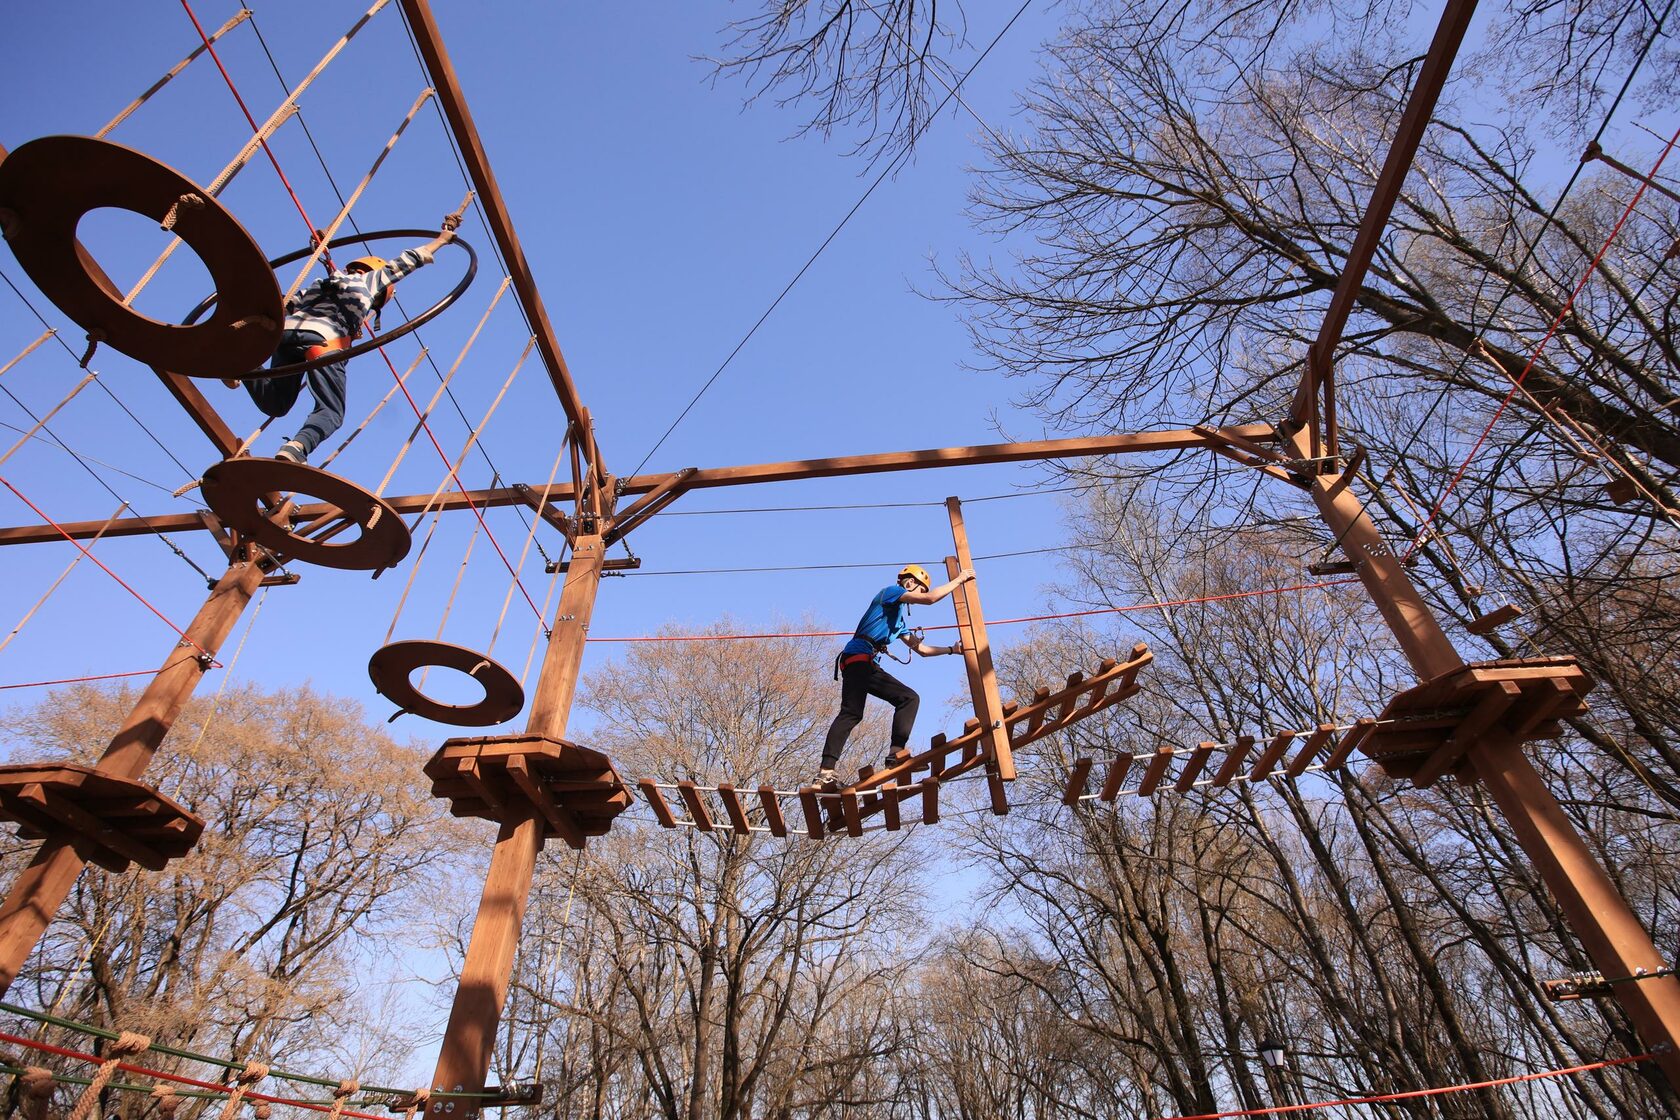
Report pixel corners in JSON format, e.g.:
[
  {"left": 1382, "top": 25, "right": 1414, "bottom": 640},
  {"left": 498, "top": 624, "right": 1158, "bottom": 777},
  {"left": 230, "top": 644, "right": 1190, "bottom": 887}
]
[
  {"left": 179, "top": 0, "right": 548, "bottom": 630},
  {"left": 0, "top": 475, "right": 217, "bottom": 664},
  {"left": 1154, "top": 1051, "right": 1653, "bottom": 1119},
  {"left": 0, "top": 670, "right": 161, "bottom": 692},
  {"left": 1404, "top": 120, "right": 1680, "bottom": 559},
  {"left": 583, "top": 578, "right": 1360, "bottom": 642},
  {"left": 0, "top": 1030, "right": 393, "bottom": 1120}
]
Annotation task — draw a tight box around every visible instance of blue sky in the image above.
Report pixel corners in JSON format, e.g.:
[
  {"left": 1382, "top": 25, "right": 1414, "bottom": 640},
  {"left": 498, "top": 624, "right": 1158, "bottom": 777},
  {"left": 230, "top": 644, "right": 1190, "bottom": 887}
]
[{"left": 0, "top": 1, "right": 1088, "bottom": 749}]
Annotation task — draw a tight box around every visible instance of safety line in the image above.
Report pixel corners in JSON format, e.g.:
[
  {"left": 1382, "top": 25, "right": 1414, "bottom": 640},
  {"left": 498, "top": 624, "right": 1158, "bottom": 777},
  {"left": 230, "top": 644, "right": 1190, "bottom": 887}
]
[
  {"left": 0, "top": 476, "right": 215, "bottom": 662},
  {"left": 1404, "top": 119, "right": 1680, "bottom": 558},
  {"left": 1153, "top": 1051, "right": 1652, "bottom": 1119},
  {"left": 624, "top": 545, "right": 1076, "bottom": 577},
  {"left": 0, "top": 669, "right": 160, "bottom": 692},
  {"left": 0, "top": 502, "right": 127, "bottom": 658},
  {"left": 584, "top": 578, "right": 1360, "bottom": 642},
  {"left": 627, "top": 0, "right": 1036, "bottom": 478}
]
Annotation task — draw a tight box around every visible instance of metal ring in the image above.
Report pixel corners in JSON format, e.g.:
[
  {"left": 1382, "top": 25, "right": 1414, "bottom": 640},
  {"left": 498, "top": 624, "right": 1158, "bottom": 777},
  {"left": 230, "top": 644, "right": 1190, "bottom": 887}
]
[
  {"left": 200, "top": 457, "right": 410, "bottom": 572},
  {"left": 368, "top": 640, "right": 525, "bottom": 727},
  {"left": 0, "top": 135, "right": 284, "bottom": 377},
  {"left": 183, "top": 228, "right": 477, "bottom": 380}
]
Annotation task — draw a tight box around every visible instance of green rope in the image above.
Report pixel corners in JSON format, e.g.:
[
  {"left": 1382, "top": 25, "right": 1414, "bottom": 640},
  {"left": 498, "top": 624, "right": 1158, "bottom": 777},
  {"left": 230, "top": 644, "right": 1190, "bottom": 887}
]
[{"left": 0, "top": 1000, "right": 496, "bottom": 1099}]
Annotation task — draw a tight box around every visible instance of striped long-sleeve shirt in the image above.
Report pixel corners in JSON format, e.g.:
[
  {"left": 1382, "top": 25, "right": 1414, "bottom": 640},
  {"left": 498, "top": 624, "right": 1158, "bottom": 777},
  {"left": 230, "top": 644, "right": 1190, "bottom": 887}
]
[{"left": 283, "top": 247, "right": 434, "bottom": 341}]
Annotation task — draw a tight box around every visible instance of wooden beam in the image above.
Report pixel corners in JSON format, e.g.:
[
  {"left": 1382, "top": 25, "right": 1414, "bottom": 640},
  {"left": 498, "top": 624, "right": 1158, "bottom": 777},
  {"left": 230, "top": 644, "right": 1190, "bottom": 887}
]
[
  {"left": 797, "top": 788, "right": 825, "bottom": 840},
  {"left": 946, "top": 501, "right": 1013, "bottom": 781},
  {"left": 1136, "top": 748, "right": 1175, "bottom": 797},
  {"left": 638, "top": 779, "right": 676, "bottom": 828},
  {"left": 757, "top": 786, "right": 787, "bottom": 838},
  {"left": 1174, "top": 743, "right": 1216, "bottom": 792},
  {"left": 677, "top": 781, "right": 714, "bottom": 832},
  {"left": 1211, "top": 735, "right": 1255, "bottom": 787},
  {"left": 1286, "top": 725, "right": 1337, "bottom": 778},
  {"left": 0, "top": 426, "right": 1279, "bottom": 548},
  {"left": 1062, "top": 759, "right": 1093, "bottom": 806},
  {"left": 1098, "top": 755, "right": 1132, "bottom": 801},
  {"left": 715, "top": 783, "right": 751, "bottom": 834}
]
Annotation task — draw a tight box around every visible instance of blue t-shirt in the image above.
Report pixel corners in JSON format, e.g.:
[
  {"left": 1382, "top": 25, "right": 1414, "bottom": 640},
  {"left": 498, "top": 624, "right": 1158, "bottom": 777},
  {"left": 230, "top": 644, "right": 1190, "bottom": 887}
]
[{"left": 842, "top": 585, "right": 910, "bottom": 657}]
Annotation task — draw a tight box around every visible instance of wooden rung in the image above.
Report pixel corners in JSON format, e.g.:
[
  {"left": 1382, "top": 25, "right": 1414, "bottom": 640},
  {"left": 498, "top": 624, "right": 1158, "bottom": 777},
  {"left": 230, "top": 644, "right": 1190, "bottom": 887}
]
[
  {"left": 1248, "top": 730, "right": 1297, "bottom": 781},
  {"left": 882, "top": 782, "right": 901, "bottom": 830},
  {"left": 1098, "top": 755, "right": 1132, "bottom": 801},
  {"left": 1173, "top": 743, "right": 1215, "bottom": 792},
  {"left": 1021, "top": 687, "right": 1052, "bottom": 736},
  {"left": 1118, "top": 644, "right": 1150, "bottom": 687},
  {"left": 676, "top": 781, "right": 714, "bottom": 832},
  {"left": 920, "top": 777, "right": 940, "bottom": 824},
  {"left": 1322, "top": 720, "right": 1374, "bottom": 770},
  {"left": 1062, "top": 758, "right": 1094, "bottom": 806},
  {"left": 1286, "top": 725, "right": 1336, "bottom": 777},
  {"left": 1136, "top": 748, "right": 1175, "bottom": 796},
  {"left": 927, "top": 733, "right": 949, "bottom": 773},
  {"left": 1605, "top": 476, "right": 1639, "bottom": 505},
  {"left": 757, "top": 786, "right": 787, "bottom": 837},
  {"left": 797, "top": 787, "right": 825, "bottom": 839},
  {"left": 716, "top": 783, "right": 752, "bottom": 834},
  {"left": 1211, "top": 735, "right": 1255, "bottom": 787},
  {"left": 841, "top": 791, "right": 863, "bottom": 837},
  {"left": 1075, "top": 678, "right": 1112, "bottom": 717},
  {"left": 1466, "top": 603, "right": 1524, "bottom": 636},
  {"left": 638, "top": 781, "right": 677, "bottom": 828},
  {"left": 1052, "top": 672, "right": 1085, "bottom": 724}
]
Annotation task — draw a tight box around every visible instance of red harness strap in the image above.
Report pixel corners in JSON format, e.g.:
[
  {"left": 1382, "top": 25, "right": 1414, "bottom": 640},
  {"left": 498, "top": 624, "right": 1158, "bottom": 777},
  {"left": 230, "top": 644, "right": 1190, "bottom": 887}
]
[
  {"left": 304, "top": 336, "right": 351, "bottom": 362},
  {"left": 840, "top": 653, "right": 873, "bottom": 669}
]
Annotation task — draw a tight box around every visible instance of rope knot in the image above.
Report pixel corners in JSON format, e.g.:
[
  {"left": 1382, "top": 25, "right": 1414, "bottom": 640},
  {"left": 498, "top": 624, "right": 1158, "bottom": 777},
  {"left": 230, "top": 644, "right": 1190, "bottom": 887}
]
[
  {"left": 19, "top": 1067, "right": 53, "bottom": 1120},
  {"left": 237, "top": 1061, "right": 269, "bottom": 1084},
  {"left": 159, "top": 192, "right": 206, "bottom": 231},
  {"left": 113, "top": 1029, "right": 152, "bottom": 1055},
  {"left": 150, "top": 1082, "right": 183, "bottom": 1118},
  {"left": 398, "top": 1087, "right": 432, "bottom": 1120},
  {"left": 335, "top": 1079, "right": 360, "bottom": 1097},
  {"left": 253, "top": 1103, "right": 273, "bottom": 1120}
]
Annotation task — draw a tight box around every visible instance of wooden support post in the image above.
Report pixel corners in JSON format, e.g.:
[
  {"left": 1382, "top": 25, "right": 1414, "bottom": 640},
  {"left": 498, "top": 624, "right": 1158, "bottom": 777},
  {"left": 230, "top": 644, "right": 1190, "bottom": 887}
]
[
  {"left": 945, "top": 499, "right": 1014, "bottom": 781},
  {"left": 1294, "top": 425, "right": 1680, "bottom": 1087},
  {"left": 427, "top": 533, "right": 604, "bottom": 1117},
  {"left": 0, "top": 554, "right": 267, "bottom": 997}
]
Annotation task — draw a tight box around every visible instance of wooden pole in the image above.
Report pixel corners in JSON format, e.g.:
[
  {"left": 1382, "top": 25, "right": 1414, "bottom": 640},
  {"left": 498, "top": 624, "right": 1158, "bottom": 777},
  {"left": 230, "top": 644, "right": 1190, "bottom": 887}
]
[
  {"left": 0, "top": 553, "right": 268, "bottom": 996},
  {"left": 427, "top": 532, "right": 604, "bottom": 1116},
  {"left": 945, "top": 498, "right": 1014, "bottom": 783},
  {"left": 1294, "top": 430, "right": 1680, "bottom": 1088}
]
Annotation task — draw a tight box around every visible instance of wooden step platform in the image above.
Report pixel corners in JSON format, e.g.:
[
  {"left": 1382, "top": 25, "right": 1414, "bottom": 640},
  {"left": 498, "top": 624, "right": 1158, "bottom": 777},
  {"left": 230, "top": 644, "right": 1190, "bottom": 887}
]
[
  {"left": 1357, "top": 656, "right": 1594, "bottom": 787},
  {"left": 0, "top": 763, "right": 203, "bottom": 872},
  {"left": 425, "top": 734, "right": 632, "bottom": 850}
]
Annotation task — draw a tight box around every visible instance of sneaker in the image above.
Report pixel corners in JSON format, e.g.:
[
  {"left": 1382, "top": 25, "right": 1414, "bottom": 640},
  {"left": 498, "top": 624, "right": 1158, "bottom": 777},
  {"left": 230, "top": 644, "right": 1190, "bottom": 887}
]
[
  {"left": 221, "top": 378, "right": 240, "bottom": 389},
  {"left": 818, "top": 769, "right": 839, "bottom": 790},
  {"left": 882, "top": 748, "right": 910, "bottom": 771},
  {"left": 274, "top": 439, "right": 307, "bottom": 464}
]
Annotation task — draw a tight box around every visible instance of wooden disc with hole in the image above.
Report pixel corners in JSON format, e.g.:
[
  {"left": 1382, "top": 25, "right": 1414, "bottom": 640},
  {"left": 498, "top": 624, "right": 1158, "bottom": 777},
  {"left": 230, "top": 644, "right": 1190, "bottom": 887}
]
[
  {"left": 368, "top": 640, "right": 526, "bottom": 727},
  {"left": 201, "top": 457, "right": 409, "bottom": 572},
  {"left": 0, "top": 136, "right": 283, "bottom": 377}
]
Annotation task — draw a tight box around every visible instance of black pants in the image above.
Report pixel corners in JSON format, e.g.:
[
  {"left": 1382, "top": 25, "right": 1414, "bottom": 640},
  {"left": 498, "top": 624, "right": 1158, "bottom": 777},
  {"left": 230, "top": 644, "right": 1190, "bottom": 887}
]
[{"left": 821, "top": 659, "right": 919, "bottom": 770}]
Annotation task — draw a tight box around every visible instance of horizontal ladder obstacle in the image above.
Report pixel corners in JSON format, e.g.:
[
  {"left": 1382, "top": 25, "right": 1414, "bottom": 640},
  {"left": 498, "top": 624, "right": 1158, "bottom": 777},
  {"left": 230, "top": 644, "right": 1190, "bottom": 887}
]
[{"left": 635, "top": 645, "right": 1154, "bottom": 839}]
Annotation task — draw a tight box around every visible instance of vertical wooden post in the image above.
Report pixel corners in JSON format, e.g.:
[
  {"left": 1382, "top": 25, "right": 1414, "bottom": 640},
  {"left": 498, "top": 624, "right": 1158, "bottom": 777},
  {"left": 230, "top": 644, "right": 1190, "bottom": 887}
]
[
  {"left": 0, "top": 553, "right": 269, "bottom": 996},
  {"left": 945, "top": 498, "right": 1014, "bottom": 781},
  {"left": 1293, "top": 429, "right": 1680, "bottom": 1088},
  {"left": 428, "top": 532, "right": 604, "bottom": 1117}
]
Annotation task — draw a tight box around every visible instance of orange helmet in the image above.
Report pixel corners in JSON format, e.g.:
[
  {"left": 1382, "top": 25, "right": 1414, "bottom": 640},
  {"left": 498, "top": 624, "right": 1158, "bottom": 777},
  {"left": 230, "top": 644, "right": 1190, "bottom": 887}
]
[
  {"left": 897, "top": 564, "right": 932, "bottom": 590},
  {"left": 346, "top": 255, "right": 387, "bottom": 274}
]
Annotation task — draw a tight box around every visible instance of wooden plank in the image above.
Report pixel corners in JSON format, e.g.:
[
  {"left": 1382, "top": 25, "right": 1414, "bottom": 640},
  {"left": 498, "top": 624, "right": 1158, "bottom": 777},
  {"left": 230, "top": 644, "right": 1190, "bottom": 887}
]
[
  {"left": 1052, "top": 672, "right": 1085, "bottom": 726},
  {"left": 1466, "top": 603, "right": 1524, "bottom": 636},
  {"left": 1413, "top": 681, "right": 1521, "bottom": 788},
  {"left": 1510, "top": 678, "right": 1577, "bottom": 740},
  {"left": 882, "top": 782, "right": 901, "bottom": 831},
  {"left": 944, "top": 504, "right": 1014, "bottom": 781},
  {"left": 1322, "top": 719, "right": 1375, "bottom": 770},
  {"left": 457, "top": 759, "right": 512, "bottom": 823},
  {"left": 1211, "top": 735, "right": 1255, "bottom": 787},
  {"left": 716, "top": 783, "right": 752, "bottom": 835},
  {"left": 1174, "top": 743, "right": 1216, "bottom": 792},
  {"left": 1118, "top": 644, "right": 1152, "bottom": 686},
  {"left": 1248, "top": 731, "right": 1297, "bottom": 781},
  {"left": 635, "top": 785, "right": 675, "bottom": 829},
  {"left": 676, "top": 781, "right": 714, "bottom": 832},
  {"left": 1062, "top": 758, "right": 1094, "bottom": 806},
  {"left": 920, "top": 777, "right": 940, "bottom": 824},
  {"left": 1098, "top": 755, "right": 1133, "bottom": 801},
  {"left": 1136, "top": 748, "right": 1175, "bottom": 796},
  {"left": 757, "top": 786, "right": 787, "bottom": 838},
  {"left": 987, "top": 767, "right": 1010, "bottom": 816},
  {"left": 797, "top": 788, "right": 825, "bottom": 840},
  {"left": 1286, "top": 725, "right": 1337, "bottom": 778},
  {"left": 841, "top": 792, "right": 863, "bottom": 837},
  {"left": 926, "top": 733, "right": 949, "bottom": 775}
]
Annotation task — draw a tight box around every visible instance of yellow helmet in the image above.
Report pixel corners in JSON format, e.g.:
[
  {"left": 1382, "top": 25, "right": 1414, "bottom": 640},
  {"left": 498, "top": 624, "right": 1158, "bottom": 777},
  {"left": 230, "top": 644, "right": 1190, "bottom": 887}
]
[
  {"left": 346, "top": 255, "right": 387, "bottom": 274},
  {"left": 897, "top": 563, "right": 931, "bottom": 590}
]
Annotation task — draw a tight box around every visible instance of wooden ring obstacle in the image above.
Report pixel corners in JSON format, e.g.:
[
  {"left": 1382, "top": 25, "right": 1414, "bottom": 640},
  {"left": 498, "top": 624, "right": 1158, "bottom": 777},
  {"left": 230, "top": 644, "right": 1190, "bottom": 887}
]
[
  {"left": 200, "top": 457, "right": 410, "bottom": 572},
  {"left": 367, "top": 639, "right": 525, "bottom": 727},
  {"left": 0, "top": 135, "right": 283, "bottom": 377},
  {"left": 181, "top": 228, "right": 478, "bottom": 381}
]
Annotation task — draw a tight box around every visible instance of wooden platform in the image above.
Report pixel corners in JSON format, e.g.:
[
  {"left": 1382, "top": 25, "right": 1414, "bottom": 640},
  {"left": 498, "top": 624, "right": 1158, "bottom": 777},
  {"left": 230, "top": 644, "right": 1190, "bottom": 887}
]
[
  {"left": 0, "top": 763, "right": 203, "bottom": 872},
  {"left": 424, "top": 734, "right": 632, "bottom": 849},
  {"left": 1357, "top": 656, "right": 1594, "bottom": 787}
]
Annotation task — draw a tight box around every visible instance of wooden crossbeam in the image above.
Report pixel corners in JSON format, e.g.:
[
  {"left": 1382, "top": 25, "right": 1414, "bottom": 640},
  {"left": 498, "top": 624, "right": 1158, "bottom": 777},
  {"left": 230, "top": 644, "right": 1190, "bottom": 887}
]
[
  {"left": 1063, "top": 758, "right": 1094, "bottom": 805},
  {"left": 757, "top": 786, "right": 787, "bottom": 837},
  {"left": 945, "top": 502, "right": 1013, "bottom": 782},
  {"left": 1249, "top": 731, "right": 1297, "bottom": 781},
  {"left": 16, "top": 784, "right": 164, "bottom": 871},
  {"left": 1286, "top": 725, "right": 1336, "bottom": 777},
  {"left": 677, "top": 781, "right": 713, "bottom": 832},
  {"left": 716, "top": 783, "right": 752, "bottom": 834},
  {"left": 1174, "top": 743, "right": 1216, "bottom": 792},
  {"left": 1098, "top": 755, "right": 1132, "bottom": 801},
  {"left": 1413, "top": 681, "right": 1521, "bottom": 788},
  {"left": 638, "top": 780, "right": 676, "bottom": 828}
]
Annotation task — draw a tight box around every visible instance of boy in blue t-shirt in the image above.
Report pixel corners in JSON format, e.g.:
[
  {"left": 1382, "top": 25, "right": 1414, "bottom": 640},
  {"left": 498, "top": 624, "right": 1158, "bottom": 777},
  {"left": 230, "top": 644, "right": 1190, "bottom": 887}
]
[{"left": 819, "top": 563, "right": 975, "bottom": 787}]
